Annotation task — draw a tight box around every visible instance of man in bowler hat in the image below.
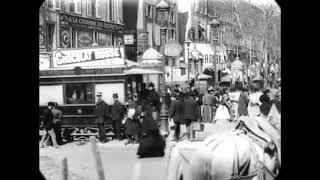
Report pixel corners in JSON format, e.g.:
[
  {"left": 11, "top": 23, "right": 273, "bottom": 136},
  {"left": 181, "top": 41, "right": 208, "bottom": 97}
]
[
  {"left": 112, "top": 93, "right": 124, "bottom": 140},
  {"left": 95, "top": 92, "right": 109, "bottom": 143}
]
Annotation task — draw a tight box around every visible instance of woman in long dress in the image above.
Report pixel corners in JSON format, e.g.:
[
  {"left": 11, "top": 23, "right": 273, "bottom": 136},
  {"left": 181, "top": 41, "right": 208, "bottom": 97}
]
[{"left": 137, "top": 100, "right": 165, "bottom": 158}]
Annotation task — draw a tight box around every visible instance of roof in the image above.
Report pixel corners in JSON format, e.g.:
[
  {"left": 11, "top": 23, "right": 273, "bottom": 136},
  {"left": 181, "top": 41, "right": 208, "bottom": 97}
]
[{"left": 142, "top": 47, "right": 162, "bottom": 60}]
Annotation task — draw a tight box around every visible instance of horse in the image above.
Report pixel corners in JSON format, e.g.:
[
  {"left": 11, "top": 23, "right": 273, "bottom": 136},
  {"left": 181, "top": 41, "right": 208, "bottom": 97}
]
[{"left": 167, "top": 122, "right": 280, "bottom": 180}]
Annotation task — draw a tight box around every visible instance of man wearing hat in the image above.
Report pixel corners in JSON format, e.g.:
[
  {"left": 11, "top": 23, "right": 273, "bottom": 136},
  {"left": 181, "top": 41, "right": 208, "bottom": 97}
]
[
  {"left": 40, "top": 102, "right": 59, "bottom": 148},
  {"left": 96, "top": 92, "right": 109, "bottom": 143},
  {"left": 147, "top": 82, "right": 160, "bottom": 115},
  {"left": 111, "top": 93, "right": 124, "bottom": 140}
]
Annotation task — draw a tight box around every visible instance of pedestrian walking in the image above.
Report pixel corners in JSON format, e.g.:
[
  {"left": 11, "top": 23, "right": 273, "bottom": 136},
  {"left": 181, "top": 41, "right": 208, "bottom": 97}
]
[
  {"left": 183, "top": 92, "right": 200, "bottom": 141},
  {"left": 40, "top": 102, "right": 59, "bottom": 148},
  {"left": 51, "top": 102, "right": 63, "bottom": 145},
  {"left": 95, "top": 92, "right": 109, "bottom": 143},
  {"left": 112, "top": 93, "right": 124, "bottom": 140},
  {"left": 259, "top": 89, "right": 272, "bottom": 118},
  {"left": 168, "top": 92, "right": 185, "bottom": 142},
  {"left": 137, "top": 102, "right": 165, "bottom": 158},
  {"left": 202, "top": 87, "right": 215, "bottom": 123},
  {"left": 238, "top": 88, "right": 250, "bottom": 118}
]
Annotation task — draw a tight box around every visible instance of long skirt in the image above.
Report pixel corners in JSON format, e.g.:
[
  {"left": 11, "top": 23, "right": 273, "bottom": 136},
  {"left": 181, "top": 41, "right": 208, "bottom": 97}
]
[
  {"left": 125, "top": 118, "right": 141, "bottom": 137},
  {"left": 137, "top": 134, "right": 166, "bottom": 158},
  {"left": 202, "top": 105, "right": 212, "bottom": 123}
]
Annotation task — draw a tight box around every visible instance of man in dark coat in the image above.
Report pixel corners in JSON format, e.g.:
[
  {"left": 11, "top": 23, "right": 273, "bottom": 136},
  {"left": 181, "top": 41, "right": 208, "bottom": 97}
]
[
  {"left": 184, "top": 92, "right": 200, "bottom": 140},
  {"left": 259, "top": 89, "right": 272, "bottom": 117},
  {"left": 238, "top": 88, "right": 250, "bottom": 117},
  {"left": 137, "top": 102, "right": 165, "bottom": 158},
  {"left": 168, "top": 92, "right": 185, "bottom": 141},
  {"left": 139, "top": 83, "right": 149, "bottom": 102},
  {"left": 40, "top": 102, "right": 59, "bottom": 148},
  {"left": 112, "top": 93, "right": 124, "bottom": 140},
  {"left": 148, "top": 82, "right": 160, "bottom": 113},
  {"left": 202, "top": 87, "right": 215, "bottom": 123},
  {"left": 96, "top": 92, "right": 109, "bottom": 143},
  {"left": 51, "top": 102, "right": 63, "bottom": 145}
]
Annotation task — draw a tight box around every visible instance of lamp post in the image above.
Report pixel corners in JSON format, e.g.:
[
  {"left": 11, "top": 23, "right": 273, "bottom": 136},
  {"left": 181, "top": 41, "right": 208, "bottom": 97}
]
[
  {"left": 210, "top": 17, "right": 220, "bottom": 87},
  {"left": 185, "top": 40, "right": 191, "bottom": 85},
  {"left": 156, "top": 0, "right": 169, "bottom": 134}
]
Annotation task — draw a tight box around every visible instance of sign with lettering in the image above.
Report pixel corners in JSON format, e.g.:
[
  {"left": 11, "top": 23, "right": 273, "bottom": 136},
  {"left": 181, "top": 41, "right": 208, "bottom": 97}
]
[
  {"left": 124, "top": 34, "right": 134, "bottom": 45},
  {"left": 52, "top": 47, "right": 125, "bottom": 68},
  {"left": 59, "top": 13, "right": 124, "bottom": 33}
]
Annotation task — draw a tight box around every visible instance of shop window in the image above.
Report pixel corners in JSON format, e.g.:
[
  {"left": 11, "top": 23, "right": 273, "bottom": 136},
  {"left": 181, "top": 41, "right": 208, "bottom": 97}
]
[
  {"left": 95, "top": 83, "right": 125, "bottom": 104},
  {"left": 98, "top": 32, "right": 107, "bottom": 46},
  {"left": 77, "top": 30, "right": 93, "bottom": 48},
  {"left": 65, "top": 83, "right": 95, "bottom": 104}
]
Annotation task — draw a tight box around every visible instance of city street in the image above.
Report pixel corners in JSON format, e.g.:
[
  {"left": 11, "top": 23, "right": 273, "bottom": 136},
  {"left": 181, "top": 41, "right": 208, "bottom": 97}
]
[{"left": 40, "top": 119, "right": 238, "bottom": 180}]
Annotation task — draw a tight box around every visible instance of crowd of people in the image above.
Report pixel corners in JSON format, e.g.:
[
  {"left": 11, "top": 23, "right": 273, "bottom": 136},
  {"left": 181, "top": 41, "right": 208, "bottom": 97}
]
[{"left": 40, "top": 81, "right": 280, "bottom": 158}]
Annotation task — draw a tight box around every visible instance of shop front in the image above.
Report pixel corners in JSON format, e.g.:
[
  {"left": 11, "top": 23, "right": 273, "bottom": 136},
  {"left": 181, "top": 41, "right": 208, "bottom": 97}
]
[{"left": 39, "top": 46, "right": 127, "bottom": 140}]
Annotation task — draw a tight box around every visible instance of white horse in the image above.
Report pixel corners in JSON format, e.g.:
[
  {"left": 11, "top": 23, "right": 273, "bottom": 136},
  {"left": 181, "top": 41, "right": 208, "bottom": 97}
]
[{"left": 167, "top": 126, "right": 280, "bottom": 180}]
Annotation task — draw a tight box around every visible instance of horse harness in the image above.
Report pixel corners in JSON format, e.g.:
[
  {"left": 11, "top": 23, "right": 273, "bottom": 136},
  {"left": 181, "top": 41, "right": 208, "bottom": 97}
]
[{"left": 228, "top": 132, "right": 279, "bottom": 180}]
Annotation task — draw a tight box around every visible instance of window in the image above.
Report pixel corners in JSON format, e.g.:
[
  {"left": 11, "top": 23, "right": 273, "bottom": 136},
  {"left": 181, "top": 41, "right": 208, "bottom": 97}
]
[
  {"left": 77, "top": 29, "right": 93, "bottom": 48},
  {"left": 146, "top": 4, "right": 152, "bottom": 18},
  {"left": 54, "top": 0, "right": 61, "bottom": 9},
  {"left": 86, "top": 0, "right": 92, "bottom": 16},
  {"left": 74, "top": 0, "right": 81, "bottom": 14},
  {"left": 40, "top": 85, "right": 64, "bottom": 106},
  {"left": 46, "top": 23, "right": 55, "bottom": 51},
  {"left": 96, "top": 0, "right": 101, "bottom": 18},
  {"left": 81, "top": 0, "right": 87, "bottom": 16},
  {"left": 95, "top": 83, "right": 125, "bottom": 104},
  {"left": 64, "top": 0, "right": 70, "bottom": 12},
  {"left": 98, "top": 32, "right": 107, "bottom": 46},
  {"left": 109, "top": 0, "right": 113, "bottom": 21},
  {"left": 46, "top": 0, "right": 54, "bottom": 8},
  {"left": 65, "top": 83, "right": 95, "bottom": 104},
  {"left": 181, "top": 68, "right": 186, "bottom": 75},
  {"left": 71, "top": 28, "right": 77, "bottom": 48}
]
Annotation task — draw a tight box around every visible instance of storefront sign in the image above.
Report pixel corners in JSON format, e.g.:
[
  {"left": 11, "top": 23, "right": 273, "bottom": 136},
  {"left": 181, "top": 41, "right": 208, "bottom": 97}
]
[
  {"left": 52, "top": 47, "right": 125, "bottom": 68},
  {"left": 187, "top": 43, "right": 227, "bottom": 70},
  {"left": 124, "top": 34, "right": 134, "bottom": 45},
  {"left": 59, "top": 13, "right": 124, "bottom": 33}
]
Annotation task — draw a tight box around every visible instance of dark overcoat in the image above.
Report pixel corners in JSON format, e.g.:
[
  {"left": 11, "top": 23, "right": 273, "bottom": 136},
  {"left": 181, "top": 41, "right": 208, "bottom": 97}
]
[
  {"left": 184, "top": 97, "right": 200, "bottom": 121},
  {"left": 148, "top": 90, "right": 160, "bottom": 112},
  {"left": 112, "top": 100, "right": 124, "bottom": 121},
  {"left": 43, "top": 108, "right": 53, "bottom": 131},
  {"left": 168, "top": 99, "right": 185, "bottom": 124},
  {"left": 95, "top": 100, "right": 109, "bottom": 124}
]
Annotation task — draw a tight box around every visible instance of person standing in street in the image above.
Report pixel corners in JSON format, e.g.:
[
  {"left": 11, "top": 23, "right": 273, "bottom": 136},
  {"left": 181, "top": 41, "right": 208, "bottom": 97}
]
[
  {"left": 112, "top": 93, "right": 124, "bottom": 140},
  {"left": 202, "top": 87, "right": 214, "bottom": 123},
  {"left": 95, "top": 92, "right": 109, "bottom": 143},
  {"left": 238, "top": 88, "right": 250, "bottom": 118},
  {"left": 259, "top": 89, "right": 272, "bottom": 118},
  {"left": 139, "top": 83, "right": 149, "bottom": 102},
  {"left": 168, "top": 92, "right": 185, "bottom": 142},
  {"left": 183, "top": 92, "right": 200, "bottom": 141},
  {"left": 40, "top": 102, "right": 59, "bottom": 148},
  {"left": 51, "top": 102, "right": 63, "bottom": 145}
]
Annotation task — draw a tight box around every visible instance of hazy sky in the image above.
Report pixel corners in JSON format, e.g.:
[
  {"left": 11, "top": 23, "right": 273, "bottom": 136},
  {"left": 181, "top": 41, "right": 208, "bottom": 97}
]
[{"left": 177, "top": 0, "right": 279, "bottom": 12}]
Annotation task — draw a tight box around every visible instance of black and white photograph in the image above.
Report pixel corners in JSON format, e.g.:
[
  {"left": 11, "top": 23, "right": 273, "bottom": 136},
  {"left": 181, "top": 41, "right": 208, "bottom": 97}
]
[{"left": 39, "top": 0, "right": 281, "bottom": 179}]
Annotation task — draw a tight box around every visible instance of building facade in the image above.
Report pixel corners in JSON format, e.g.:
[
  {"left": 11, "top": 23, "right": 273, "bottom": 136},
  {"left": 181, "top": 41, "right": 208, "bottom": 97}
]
[{"left": 39, "top": 0, "right": 127, "bottom": 131}]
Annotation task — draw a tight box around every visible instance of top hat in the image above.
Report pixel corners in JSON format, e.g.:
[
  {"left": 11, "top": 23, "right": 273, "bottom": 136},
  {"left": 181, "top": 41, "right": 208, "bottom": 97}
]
[
  {"left": 113, "top": 93, "right": 119, "bottom": 98},
  {"left": 97, "top": 92, "right": 102, "bottom": 96}
]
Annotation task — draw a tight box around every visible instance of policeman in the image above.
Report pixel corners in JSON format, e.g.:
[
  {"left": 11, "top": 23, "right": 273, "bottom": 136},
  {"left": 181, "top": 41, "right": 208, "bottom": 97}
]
[{"left": 96, "top": 92, "right": 109, "bottom": 143}]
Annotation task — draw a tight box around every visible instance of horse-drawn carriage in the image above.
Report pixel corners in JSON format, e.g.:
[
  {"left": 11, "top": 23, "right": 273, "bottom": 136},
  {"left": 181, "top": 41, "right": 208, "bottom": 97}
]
[{"left": 167, "top": 116, "right": 281, "bottom": 180}]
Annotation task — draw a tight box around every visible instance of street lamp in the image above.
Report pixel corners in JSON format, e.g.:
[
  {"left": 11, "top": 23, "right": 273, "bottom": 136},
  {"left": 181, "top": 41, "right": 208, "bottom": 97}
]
[
  {"left": 210, "top": 17, "right": 221, "bottom": 87},
  {"left": 156, "top": 0, "right": 169, "bottom": 134},
  {"left": 185, "top": 40, "right": 191, "bottom": 84}
]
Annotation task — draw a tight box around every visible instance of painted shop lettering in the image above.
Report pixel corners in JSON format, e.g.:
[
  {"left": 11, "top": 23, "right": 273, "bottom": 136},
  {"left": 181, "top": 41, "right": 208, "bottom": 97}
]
[{"left": 54, "top": 48, "right": 121, "bottom": 66}]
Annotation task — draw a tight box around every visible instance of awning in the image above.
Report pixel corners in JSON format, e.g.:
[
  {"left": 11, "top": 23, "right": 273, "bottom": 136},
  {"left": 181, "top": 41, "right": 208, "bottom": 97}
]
[
  {"left": 124, "top": 68, "right": 162, "bottom": 75},
  {"left": 125, "top": 59, "right": 139, "bottom": 68}
]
